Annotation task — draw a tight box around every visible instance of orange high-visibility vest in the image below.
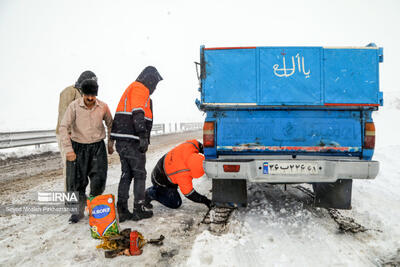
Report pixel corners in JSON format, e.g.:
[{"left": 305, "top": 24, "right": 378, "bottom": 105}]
[
  {"left": 116, "top": 81, "right": 152, "bottom": 120},
  {"left": 164, "top": 140, "right": 203, "bottom": 195},
  {"left": 111, "top": 81, "right": 153, "bottom": 140}
]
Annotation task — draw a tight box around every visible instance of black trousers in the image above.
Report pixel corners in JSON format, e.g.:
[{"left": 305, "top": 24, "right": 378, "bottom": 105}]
[
  {"left": 146, "top": 184, "right": 182, "bottom": 209},
  {"left": 66, "top": 140, "right": 107, "bottom": 202},
  {"left": 145, "top": 155, "right": 182, "bottom": 209},
  {"left": 116, "top": 140, "right": 146, "bottom": 204}
]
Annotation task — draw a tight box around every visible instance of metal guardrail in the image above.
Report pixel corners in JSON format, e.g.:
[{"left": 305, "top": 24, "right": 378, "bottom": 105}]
[
  {"left": 0, "top": 130, "right": 56, "bottom": 149},
  {"left": 180, "top": 122, "right": 203, "bottom": 131},
  {"left": 0, "top": 122, "right": 203, "bottom": 149},
  {"left": 151, "top": 124, "right": 165, "bottom": 135}
]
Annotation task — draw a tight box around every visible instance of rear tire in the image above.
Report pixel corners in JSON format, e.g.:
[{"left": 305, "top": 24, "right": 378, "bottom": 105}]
[
  {"left": 212, "top": 179, "right": 247, "bottom": 207},
  {"left": 312, "top": 179, "right": 353, "bottom": 209}
]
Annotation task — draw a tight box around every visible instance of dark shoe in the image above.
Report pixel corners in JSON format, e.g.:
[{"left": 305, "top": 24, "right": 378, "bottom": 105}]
[
  {"left": 144, "top": 190, "right": 153, "bottom": 209},
  {"left": 69, "top": 213, "right": 84, "bottom": 224},
  {"left": 68, "top": 197, "right": 85, "bottom": 224},
  {"left": 117, "top": 201, "right": 133, "bottom": 223},
  {"left": 144, "top": 200, "right": 153, "bottom": 209},
  {"left": 131, "top": 203, "right": 153, "bottom": 221}
]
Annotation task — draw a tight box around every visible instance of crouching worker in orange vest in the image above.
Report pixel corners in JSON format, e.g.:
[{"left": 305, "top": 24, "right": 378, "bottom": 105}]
[{"left": 144, "top": 140, "right": 212, "bottom": 210}]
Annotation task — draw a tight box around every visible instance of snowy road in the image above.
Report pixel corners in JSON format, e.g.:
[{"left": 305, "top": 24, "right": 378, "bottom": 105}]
[
  {"left": 0, "top": 131, "right": 210, "bottom": 266},
  {"left": 1, "top": 97, "right": 400, "bottom": 267}
]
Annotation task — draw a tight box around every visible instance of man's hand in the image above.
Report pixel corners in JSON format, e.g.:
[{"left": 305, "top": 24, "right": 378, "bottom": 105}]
[
  {"left": 66, "top": 151, "right": 76, "bottom": 161},
  {"left": 139, "top": 137, "right": 149, "bottom": 153},
  {"left": 108, "top": 142, "right": 114, "bottom": 155}
]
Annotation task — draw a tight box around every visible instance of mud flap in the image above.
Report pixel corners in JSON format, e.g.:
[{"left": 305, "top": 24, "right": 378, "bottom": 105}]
[
  {"left": 212, "top": 179, "right": 247, "bottom": 207},
  {"left": 313, "top": 179, "right": 352, "bottom": 210}
]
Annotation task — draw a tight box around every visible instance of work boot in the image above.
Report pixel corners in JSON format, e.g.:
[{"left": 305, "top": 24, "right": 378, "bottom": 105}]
[
  {"left": 131, "top": 203, "right": 153, "bottom": 221},
  {"left": 144, "top": 188, "right": 154, "bottom": 209},
  {"left": 68, "top": 197, "right": 85, "bottom": 224},
  {"left": 69, "top": 213, "right": 84, "bottom": 224},
  {"left": 117, "top": 201, "right": 133, "bottom": 223},
  {"left": 144, "top": 197, "right": 153, "bottom": 209}
]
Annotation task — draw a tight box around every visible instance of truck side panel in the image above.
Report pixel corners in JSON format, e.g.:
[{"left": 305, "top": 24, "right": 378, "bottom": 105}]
[
  {"left": 201, "top": 46, "right": 383, "bottom": 106},
  {"left": 259, "top": 47, "right": 322, "bottom": 105},
  {"left": 203, "top": 49, "right": 257, "bottom": 103},
  {"left": 324, "top": 48, "right": 380, "bottom": 104}
]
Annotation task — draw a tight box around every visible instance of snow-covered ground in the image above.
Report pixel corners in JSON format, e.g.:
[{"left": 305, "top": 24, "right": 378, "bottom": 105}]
[
  {"left": 1, "top": 93, "right": 400, "bottom": 266},
  {"left": 185, "top": 92, "right": 400, "bottom": 267},
  {"left": 0, "top": 143, "right": 59, "bottom": 161},
  {"left": 0, "top": 132, "right": 210, "bottom": 266}
]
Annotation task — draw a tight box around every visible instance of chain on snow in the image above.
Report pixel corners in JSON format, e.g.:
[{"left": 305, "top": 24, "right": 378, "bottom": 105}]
[
  {"left": 201, "top": 207, "right": 235, "bottom": 226},
  {"left": 295, "top": 185, "right": 376, "bottom": 234},
  {"left": 200, "top": 186, "right": 377, "bottom": 234}
]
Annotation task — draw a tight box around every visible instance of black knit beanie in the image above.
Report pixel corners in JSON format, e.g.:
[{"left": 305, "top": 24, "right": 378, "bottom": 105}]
[
  {"left": 81, "top": 79, "right": 98, "bottom": 96},
  {"left": 75, "top": 70, "right": 97, "bottom": 89}
]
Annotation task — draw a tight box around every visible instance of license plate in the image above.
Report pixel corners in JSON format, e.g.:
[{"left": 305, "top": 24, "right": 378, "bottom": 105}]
[{"left": 264, "top": 162, "right": 320, "bottom": 175}]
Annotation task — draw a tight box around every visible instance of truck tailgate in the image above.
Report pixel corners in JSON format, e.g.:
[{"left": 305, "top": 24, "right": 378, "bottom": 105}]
[{"left": 215, "top": 109, "right": 362, "bottom": 156}]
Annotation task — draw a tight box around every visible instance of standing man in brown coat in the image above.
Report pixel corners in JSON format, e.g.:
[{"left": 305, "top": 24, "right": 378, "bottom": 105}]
[
  {"left": 59, "top": 79, "right": 114, "bottom": 223},
  {"left": 56, "top": 71, "right": 97, "bottom": 178}
]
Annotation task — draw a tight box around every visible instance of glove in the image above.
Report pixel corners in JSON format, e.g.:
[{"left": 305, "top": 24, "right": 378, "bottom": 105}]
[
  {"left": 186, "top": 190, "right": 212, "bottom": 209},
  {"left": 198, "top": 142, "right": 204, "bottom": 154},
  {"left": 203, "top": 197, "right": 212, "bottom": 209},
  {"left": 138, "top": 137, "right": 149, "bottom": 153}
]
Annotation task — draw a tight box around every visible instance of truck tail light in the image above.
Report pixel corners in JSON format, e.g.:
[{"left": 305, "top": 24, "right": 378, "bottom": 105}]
[
  {"left": 364, "top": 122, "right": 375, "bottom": 149},
  {"left": 223, "top": 164, "right": 240, "bottom": 172},
  {"left": 203, "top": 121, "right": 215, "bottom": 147}
]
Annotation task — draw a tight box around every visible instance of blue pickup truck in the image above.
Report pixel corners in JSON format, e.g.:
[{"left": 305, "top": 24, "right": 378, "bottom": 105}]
[{"left": 196, "top": 44, "right": 383, "bottom": 209}]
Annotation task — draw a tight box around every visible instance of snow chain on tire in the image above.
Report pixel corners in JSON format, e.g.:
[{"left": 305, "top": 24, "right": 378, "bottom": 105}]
[{"left": 201, "top": 207, "right": 236, "bottom": 233}]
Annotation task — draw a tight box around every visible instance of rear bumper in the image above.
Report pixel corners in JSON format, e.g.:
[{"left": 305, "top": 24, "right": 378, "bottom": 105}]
[{"left": 204, "top": 158, "right": 379, "bottom": 183}]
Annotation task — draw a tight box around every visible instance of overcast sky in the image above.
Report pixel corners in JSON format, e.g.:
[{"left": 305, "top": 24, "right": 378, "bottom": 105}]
[{"left": 0, "top": 0, "right": 399, "bottom": 131}]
